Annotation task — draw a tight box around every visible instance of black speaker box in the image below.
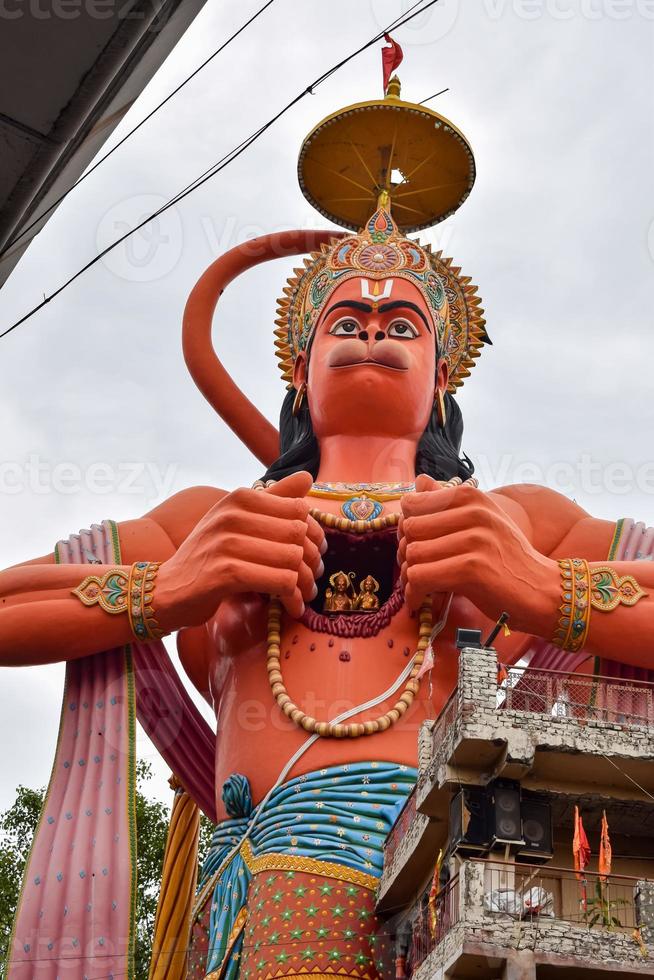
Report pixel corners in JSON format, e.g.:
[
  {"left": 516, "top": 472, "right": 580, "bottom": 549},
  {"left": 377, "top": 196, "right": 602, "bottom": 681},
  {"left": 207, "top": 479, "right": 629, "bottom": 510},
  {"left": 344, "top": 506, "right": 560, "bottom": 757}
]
[
  {"left": 449, "top": 787, "right": 490, "bottom": 855},
  {"left": 489, "top": 779, "right": 523, "bottom": 848},
  {"left": 517, "top": 799, "right": 553, "bottom": 864}
]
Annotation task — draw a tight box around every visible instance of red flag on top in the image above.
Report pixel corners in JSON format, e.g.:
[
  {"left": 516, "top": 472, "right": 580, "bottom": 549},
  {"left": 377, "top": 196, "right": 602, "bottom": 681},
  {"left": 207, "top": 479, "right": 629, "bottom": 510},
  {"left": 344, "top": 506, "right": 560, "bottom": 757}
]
[
  {"left": 382, "top": 33, "right": 404, "bottom": 93},
  {"left": 599, "top": 810, "right": 612, "bottom": 881},
  {"left": 573, "top": 805, "right": 591, "bottom": 877}
]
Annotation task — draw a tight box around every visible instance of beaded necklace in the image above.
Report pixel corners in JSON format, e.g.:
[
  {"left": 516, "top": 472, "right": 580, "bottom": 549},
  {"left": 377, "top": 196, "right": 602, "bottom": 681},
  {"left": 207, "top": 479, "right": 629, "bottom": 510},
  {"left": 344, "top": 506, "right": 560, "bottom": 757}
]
[
  {"left": 266, "top": 597, "right": 432, "bottom": 738},
  {"left": 256, "top": 474, "right": 474, "bottom": 736},
  {"left": 308, "top": 506, "right": 400, "bottom": 534}
]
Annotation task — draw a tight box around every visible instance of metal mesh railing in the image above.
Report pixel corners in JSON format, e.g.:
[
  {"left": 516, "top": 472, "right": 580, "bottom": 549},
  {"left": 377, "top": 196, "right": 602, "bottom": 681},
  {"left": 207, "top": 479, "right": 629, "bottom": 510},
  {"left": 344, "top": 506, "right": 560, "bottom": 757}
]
[
  {"left": 431, "top": 689, "right": 459, "bottom": 756},
  {"left": 481, "top": 861, "right": 645, "bottom": 932},
  {"left": 408, "top": 875, "right": 460, "bottom": 970},
  {"left": 500, "top": 666, "right": 654, "bottom": 728}
]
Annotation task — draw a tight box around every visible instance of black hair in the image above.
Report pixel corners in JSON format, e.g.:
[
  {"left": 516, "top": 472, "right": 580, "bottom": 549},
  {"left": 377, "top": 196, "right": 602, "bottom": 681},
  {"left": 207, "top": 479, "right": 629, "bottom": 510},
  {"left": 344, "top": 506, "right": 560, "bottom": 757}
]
[{"left": 261, "top": 382, "right": 474, "bottom": 483}]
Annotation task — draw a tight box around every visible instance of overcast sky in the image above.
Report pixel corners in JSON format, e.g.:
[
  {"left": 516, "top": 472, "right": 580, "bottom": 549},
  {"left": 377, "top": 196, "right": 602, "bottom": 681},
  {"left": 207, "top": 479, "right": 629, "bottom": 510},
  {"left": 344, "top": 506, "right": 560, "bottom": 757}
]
[{"left": 0, "top": 0, "right": 653, "bottom": 811}]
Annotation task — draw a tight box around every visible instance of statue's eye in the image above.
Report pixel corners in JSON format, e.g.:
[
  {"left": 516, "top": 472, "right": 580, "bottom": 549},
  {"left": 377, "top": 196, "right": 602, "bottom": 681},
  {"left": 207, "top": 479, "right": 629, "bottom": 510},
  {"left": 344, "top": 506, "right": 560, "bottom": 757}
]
[
  {"left": 330, "top": 317, "right": 360, "bottom": 336},
  {"left": 387, "top": 319, "right": 419, "bottom": 339}
]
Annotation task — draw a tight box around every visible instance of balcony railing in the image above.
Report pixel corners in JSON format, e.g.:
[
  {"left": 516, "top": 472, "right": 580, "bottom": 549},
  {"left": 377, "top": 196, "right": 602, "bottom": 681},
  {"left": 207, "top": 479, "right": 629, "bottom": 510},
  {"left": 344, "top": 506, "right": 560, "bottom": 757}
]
[
  {"left": 500, "top": 666, "right": 654, "bottom": 728},
  {"left": 383, "top": 784, "right": 417, "bottom": 867},
  {"left": 430, "top": 689, "right": 459, "bottom": 756},
  {"left": 408, "top": 875, "right": 460, "bottom": 971},
  {"left": 482, "top": 860, "right": 645, "bottom": 932},
  {"left": 404, "top": 861, "right": 651, "bottom": 975}
]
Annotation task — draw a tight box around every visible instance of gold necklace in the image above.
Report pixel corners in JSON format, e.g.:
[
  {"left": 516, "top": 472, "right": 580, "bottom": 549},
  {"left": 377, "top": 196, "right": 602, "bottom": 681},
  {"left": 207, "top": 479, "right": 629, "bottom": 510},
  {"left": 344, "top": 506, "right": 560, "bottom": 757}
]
[
  {"left": 308, "top": 482, "right": 415, "bottom": 502},
  {"left": 254, "top": 476, "right": 474, "bottom": 533},
  {"left": 266, "top": 598, "right": 433, "bottom": 738},
  {"left": 309, "top": 483, "right": 410, "bottom": 527},
  {"left": 308, "top": 476, "right": 473, "bottom": 533}
]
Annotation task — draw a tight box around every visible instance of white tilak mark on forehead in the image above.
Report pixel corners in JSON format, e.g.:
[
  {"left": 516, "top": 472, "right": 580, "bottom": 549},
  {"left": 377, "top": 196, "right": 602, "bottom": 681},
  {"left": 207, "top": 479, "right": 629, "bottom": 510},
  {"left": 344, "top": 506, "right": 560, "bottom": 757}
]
[{"left": 360, "top": 278, "right": 393, "bottom": 302}]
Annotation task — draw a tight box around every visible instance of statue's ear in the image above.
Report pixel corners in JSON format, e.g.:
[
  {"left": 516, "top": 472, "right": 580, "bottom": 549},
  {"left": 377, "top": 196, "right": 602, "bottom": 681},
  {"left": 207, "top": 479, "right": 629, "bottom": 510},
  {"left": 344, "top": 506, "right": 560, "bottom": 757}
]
[
  {"left": 436, "top": 356, "right": 449, "bottom": 394},
  {"left": 293, "top": 352, "right": 307, "bottom": 389}
]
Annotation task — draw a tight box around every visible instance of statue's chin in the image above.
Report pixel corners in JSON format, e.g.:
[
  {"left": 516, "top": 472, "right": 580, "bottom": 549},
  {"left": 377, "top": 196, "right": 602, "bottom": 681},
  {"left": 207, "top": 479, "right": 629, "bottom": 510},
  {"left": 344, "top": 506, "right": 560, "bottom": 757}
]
[{"left": 311, "top": 361, "right": 432, "bottom": 438}]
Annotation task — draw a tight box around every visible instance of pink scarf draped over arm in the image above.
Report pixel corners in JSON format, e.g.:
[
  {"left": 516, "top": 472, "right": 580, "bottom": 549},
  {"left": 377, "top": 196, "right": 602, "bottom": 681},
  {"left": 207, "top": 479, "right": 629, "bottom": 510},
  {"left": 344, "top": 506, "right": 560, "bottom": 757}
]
[{"left": 7, "top": 520, "right": 216, "bottom": 980}]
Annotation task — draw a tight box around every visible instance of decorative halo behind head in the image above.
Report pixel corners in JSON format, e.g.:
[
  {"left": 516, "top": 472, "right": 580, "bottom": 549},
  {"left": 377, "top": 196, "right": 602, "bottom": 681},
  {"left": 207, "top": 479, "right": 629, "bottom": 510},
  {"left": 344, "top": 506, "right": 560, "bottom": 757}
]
[{"left": 275, "top": 203, "right": 490, "bottom": 392}]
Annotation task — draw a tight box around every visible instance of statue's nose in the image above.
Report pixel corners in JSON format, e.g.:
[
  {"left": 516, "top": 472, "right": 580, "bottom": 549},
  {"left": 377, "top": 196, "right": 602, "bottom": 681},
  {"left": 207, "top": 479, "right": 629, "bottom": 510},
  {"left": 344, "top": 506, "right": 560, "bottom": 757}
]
[{"left": 359, "top": 320, "right": 386, "bottom": 346}]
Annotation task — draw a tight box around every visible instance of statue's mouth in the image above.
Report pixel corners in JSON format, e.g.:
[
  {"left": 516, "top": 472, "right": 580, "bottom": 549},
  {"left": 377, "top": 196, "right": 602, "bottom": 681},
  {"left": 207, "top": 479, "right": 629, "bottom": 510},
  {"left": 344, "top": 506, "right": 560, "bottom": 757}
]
[
  {"left": 331, "top": 357, "right": 407, "bottom": 372},
  {"left": 327, "top": 339, "right": 410, "bottom": 372}
]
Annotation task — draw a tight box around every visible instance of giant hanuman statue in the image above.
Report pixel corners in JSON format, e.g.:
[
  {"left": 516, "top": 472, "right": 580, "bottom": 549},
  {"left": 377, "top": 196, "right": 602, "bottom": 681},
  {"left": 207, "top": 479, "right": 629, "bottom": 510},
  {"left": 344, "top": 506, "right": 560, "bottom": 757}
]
[{"left": 1, "top": 71, "right": 651, "bottom": 980}]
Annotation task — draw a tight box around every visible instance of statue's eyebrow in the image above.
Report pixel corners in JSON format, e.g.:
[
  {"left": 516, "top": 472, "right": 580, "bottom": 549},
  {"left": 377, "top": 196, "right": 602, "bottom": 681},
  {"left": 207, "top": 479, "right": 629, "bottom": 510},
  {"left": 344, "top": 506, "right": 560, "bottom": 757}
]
[
  {"left": 323, "top": 300, "right": 372, "bottom": 317},
  {"left": 378, "top": 300, "right": 431, "bottom": 333}
]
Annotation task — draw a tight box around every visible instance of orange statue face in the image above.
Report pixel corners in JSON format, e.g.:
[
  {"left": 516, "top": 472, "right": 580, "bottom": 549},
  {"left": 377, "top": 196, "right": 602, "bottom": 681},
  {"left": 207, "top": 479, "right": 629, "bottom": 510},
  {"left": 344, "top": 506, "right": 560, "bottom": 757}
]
[
  {"left": 293, "top": 276, "right": 448, "bottom": 441},
  {"left": 334, "top": 574, "right": 348, "bottom": 592}
]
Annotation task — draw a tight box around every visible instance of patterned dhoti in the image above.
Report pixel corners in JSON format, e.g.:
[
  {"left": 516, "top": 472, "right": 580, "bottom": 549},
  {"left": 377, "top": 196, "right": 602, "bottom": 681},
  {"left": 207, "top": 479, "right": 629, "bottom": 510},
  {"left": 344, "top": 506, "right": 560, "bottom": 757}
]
[{"left": 188, "top": 763, "right": 416, "bottom": 980}]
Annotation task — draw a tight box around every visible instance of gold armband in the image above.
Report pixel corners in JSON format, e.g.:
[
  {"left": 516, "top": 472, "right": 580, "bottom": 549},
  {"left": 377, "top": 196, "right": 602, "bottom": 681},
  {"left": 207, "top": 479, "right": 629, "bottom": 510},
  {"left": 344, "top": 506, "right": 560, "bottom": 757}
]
[
  {"left": 72, "top": 561, "right": 166, "bottom": 641},
  {"left": 552, "top": 558, "right": 647, "bottom": 652}
]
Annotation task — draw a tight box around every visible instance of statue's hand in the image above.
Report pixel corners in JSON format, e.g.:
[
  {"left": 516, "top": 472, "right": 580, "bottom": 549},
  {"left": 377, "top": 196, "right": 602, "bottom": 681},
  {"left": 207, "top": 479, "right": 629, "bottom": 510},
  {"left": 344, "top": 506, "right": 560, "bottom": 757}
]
[
  {"left": 157, "top": 471, "right": 325, "bottom": 628},
  {"left": 398, "top": 474, "right": 560, "bottom": 636}
]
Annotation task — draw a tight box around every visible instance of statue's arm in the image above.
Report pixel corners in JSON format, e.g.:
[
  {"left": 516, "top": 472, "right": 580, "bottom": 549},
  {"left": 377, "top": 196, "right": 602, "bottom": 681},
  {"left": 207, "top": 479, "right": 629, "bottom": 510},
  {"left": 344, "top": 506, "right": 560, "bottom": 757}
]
[
  {"left": 0, "top": 474, "right": 324, "bottom": 669},
  {"left": 400, "top": 477, "right": 654, "bottom": 669},
  {"left": 520, "top": 489, "right": 654, "bottom": 668},
  {"left": 0, "top": 486, "right": 221, "bottom": 667}
]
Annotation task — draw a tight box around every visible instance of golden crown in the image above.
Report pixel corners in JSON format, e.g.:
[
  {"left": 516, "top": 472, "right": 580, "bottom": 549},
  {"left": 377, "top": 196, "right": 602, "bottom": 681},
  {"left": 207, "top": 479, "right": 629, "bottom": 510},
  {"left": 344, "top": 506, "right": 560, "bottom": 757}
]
[{"left": 275, "top": 202, "right": 489, "bottom": 392}]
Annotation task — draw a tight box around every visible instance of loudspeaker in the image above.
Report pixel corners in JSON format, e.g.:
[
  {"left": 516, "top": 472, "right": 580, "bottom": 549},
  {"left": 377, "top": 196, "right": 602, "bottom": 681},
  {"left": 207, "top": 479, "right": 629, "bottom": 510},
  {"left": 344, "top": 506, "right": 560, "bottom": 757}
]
[
  {"left": 517, "top": 799, "right": 553, "bottom": 864},
  {"left": 449, "top": 787, "right": 490, "bottom": 855},
  {"left": 490, "top": 780, "right": 523, "bottom": 848}
]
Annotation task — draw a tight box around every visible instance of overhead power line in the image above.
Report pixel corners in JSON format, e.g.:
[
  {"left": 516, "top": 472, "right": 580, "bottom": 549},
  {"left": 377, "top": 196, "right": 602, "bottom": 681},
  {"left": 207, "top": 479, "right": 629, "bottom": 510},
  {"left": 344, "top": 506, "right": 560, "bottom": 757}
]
[
  {"left": 0, "top": 0, "right": 278, "bottom": 260},
  {"left": 0, "top": 0, "right": 443, "bottom": 341},
  {"left": 420, "top": 87, "right": 449, "bottom": 104}
]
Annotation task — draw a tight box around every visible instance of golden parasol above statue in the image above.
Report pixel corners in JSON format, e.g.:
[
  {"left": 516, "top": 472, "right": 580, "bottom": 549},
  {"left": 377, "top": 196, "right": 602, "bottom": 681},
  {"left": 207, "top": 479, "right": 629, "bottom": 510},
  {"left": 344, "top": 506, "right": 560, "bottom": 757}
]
[{"left": 297, "top": 75, "right": 476, "bottom": 233}]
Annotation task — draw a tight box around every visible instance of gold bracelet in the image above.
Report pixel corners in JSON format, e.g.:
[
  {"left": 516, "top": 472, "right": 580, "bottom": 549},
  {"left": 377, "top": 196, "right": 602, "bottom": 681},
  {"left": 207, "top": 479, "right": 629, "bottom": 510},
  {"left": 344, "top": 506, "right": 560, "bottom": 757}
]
[
  {"left": 552, "top": 558, "right": 647, "bottom": 651},
  {"left": 128, "top": 561, "right": 165, "bottom": 641},
  {"left": 72, "top": 561, "right": 166, "bottom": 641},
  {"left": 552, "top": 558, "right": 591, "bottom": 652}
]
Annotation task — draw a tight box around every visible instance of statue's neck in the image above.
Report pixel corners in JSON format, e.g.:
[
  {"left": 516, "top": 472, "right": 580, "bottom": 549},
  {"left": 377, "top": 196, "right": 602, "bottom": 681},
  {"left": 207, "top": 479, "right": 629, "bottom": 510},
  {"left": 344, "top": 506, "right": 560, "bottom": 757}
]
[{"left": 315, "top": 435, "right": 418, "bottom": 484}]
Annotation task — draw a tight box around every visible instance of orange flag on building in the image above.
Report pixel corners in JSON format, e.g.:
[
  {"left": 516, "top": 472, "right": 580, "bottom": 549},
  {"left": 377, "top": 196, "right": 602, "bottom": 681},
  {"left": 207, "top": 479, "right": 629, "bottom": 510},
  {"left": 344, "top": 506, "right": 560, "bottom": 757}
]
[
  {"left": 599, "top": 810, "right": 612, "bottom": 881},
  {"left": 573, "top": 805, "right": 591, "bottom": 877},
  {"left": 428, "top": 848, "right": 444, "bottom": 938}
]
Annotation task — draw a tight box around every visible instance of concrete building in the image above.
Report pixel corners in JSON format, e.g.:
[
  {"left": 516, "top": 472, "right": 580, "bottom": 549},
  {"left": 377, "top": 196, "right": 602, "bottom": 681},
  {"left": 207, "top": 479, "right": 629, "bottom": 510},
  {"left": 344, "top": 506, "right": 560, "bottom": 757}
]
[{"left": 377, "top": 647, "right": 654, "bottom": 978}]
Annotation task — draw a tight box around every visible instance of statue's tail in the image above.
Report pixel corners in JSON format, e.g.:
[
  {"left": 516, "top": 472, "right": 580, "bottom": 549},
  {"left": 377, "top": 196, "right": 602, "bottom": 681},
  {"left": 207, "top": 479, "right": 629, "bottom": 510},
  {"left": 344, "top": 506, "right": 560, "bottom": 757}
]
[{"left": 182, "top": 230, "right": 341, "bottom": 466}]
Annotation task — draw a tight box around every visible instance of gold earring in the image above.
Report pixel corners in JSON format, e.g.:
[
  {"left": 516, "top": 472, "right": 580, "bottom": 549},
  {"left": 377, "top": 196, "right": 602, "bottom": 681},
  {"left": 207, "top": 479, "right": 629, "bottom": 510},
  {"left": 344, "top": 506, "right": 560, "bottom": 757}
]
[
  {"left": 435, "top": 388, "right": 447, "bottom": 428},
  {"left": 292, "top": 382, "right": 307, "bottom": 417}
]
